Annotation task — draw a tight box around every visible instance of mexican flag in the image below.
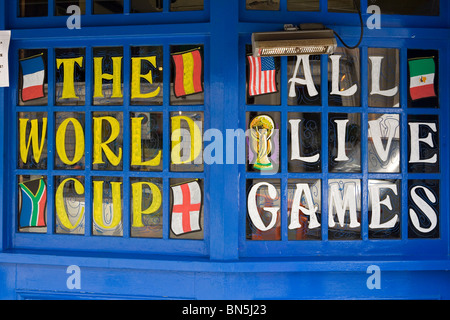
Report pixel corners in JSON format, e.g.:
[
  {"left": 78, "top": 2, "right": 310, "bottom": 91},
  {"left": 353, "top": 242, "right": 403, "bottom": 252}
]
[{"left": 408, "top": 57, "right": 436, "bottom": 101}]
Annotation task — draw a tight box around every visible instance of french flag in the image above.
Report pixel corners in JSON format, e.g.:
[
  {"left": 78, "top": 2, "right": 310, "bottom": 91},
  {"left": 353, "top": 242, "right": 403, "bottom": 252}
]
[{"left": 20, "top": 54, "right": 45, "bottom": 102}]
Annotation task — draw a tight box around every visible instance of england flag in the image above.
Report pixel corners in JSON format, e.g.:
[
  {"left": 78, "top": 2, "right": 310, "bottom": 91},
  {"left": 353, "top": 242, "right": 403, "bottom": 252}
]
[{"left": 171, "top": 181, "right": 202, "bottom": 235}]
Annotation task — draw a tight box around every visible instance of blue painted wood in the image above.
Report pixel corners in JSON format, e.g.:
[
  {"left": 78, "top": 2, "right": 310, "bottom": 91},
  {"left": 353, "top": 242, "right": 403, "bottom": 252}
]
[{"left": 0, "top": 0, "right": 448, "bottom": 300}]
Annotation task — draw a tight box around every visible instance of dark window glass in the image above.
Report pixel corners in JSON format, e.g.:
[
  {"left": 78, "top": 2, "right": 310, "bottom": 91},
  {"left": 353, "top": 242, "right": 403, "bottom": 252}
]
[
  {"left": 368, "top": 48, "right": 400, "bottom": 108},
  {"left": 246, "top": 179, "right": 281, "bottom": 241},
  {"left": 288, "top": 179, "right": 321, "bottom": 240},
  {"left": 328, "top": 47, "right": 361, "bottom": 107},
  {"left": 287, "top": 0, "right": 320, "bottom": 11},
  {"left": 372, "top": 0, "right": 439, "bottom": 16},
  {"left": 288, "top": 112, "right": 321, "bottom": 173},
  {"left": 407, "top": 114, "right": 439, "bottom": 173},
  {"left": 18, "top": 175, "right": 47, "bottom": 233},
  {"left": 18, "top": 49, "right": 48, "bottom": 106},
  {"left": 288, "top": 55, "right": 321, "bottom": 106},
  {"left": 328, "top": 179, "right": 361, "bottom": 240},
  {"left": 130, "top": 112, "right": 163, "bottom": 172},
  {"left": 55, "top": 0, "right": 86, "bottom": 15},
  {"left": 131, "top": 0, "right": 163, "bottom": 13},
  {"left": 92, "top": 176, "right": 123, "bottom": 237},
  {"left": 246, "top": 45, "right": 280, "bottom": 106},
  {"left": 54, "top": 112, "right": 85, "bottom": 170},
  {"left": 407, "top": 49, "right": 439, "bottom": 108},
  {"left": 170, "top": 0, "right": 203, "bottom": 12},
  {"left": 17, "top": 112, "right": 48, "bottom": 170},
  {"left": 246, "top": 0, "right": 279, "bottom": 11},
  {"left": 368, "top": 113, "right": 400, "bottom": 173},
  {"left": 54, "top": 176, "right": 85, "bottom": 235},
  {"left": 246, "top": 112, "right": 281, "bottom": 174},
  {"left": 93, "top": 0, "right": 123, "bottom": 14},
  {"left": 55, "top": 48, "right": 86, "bottom": 106},
  {"left": 130, "top": 46, "right": 163, "bottom": 106},
  {"left": 170, "top": 178, "right": 204, "bottom": 240},
  {"left": 170, "top": 112, "right": 204, "bottom": 172},
  {"left": 170, "top": 45, "right": 204, "bottom": 106},
  {"left": 328, "top": 0, "right": 358, "bottom": 13},
  {"left": 19, "top": 0, "right": 48, "bottom": 17},
  {"left": 368, "top": 179, "right": 401, "bottom": 239},
  {"left": 328, "top": 113, "right": 361, "bottom": 173},
  {"left": 130, "top": 177, "right": 163, "bottom": 238}
]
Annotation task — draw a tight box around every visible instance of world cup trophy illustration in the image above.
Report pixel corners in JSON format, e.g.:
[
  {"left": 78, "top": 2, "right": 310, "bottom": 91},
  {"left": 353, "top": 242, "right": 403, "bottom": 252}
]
[{"left": 249, "top": 115, "right": 275, "bottom": 171}]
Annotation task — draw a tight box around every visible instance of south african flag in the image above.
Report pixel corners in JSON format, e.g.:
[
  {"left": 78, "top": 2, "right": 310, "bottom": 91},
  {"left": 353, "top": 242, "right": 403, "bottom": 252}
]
[{"left": 19, "top": 178, "right": 47, "bottom": 228}]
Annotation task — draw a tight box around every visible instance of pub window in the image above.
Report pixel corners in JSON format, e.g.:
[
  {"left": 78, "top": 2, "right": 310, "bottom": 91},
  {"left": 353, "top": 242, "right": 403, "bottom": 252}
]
[{"left": 240, "top": 0, "right": 447, "bottom": 258}]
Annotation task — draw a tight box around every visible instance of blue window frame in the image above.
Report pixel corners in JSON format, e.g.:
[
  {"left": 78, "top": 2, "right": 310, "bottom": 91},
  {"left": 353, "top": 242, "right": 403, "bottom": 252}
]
[{"left": 0, "top": 0, "right": 449, "bottom": 298}]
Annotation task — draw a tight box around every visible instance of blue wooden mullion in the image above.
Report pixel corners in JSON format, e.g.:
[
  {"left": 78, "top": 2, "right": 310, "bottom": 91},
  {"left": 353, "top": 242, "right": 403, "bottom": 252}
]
[
  {"left": 280, "top": 55, "right": 288, "bottom": 242},
  {"left": 320, "top": 52, "right": 329, "bottom": 242},
  {"left": 360, "top": 45, "right": 368, "bottom": 241}
]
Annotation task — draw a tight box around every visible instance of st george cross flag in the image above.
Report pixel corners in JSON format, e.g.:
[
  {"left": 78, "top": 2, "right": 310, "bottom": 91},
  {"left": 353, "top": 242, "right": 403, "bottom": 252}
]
[
  {"left": 19, "top": 178, "right": 47, "bottom": 228},
  {"left": 247, "top": 56, "right": 277, "bottom": 96},
  {"left": 171, "top": 48, "right": 203, "bottom": 98},
  {"left": 20, "top": 54, "right": 45, "bottom": 102},
  {"left": 171, "top": 181, "right": 202, "bottom": 235},
  {"left": 408, "top": 57, "right": 437, "bottom": 101}
]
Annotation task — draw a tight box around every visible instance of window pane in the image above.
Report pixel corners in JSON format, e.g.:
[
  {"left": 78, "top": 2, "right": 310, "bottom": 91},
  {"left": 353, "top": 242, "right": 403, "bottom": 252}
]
[
  {"left": 368, "top": 113, "right": 400, "bottom": 173},
  {"left": 246, "top": 45, "right": 280, "bottom": 106},
  {"left": 408, "top": 179, "right": 440, "bottom": 239},
  {"left": 54, "top": 112, "right": 85, "bottom": 170},
  {"left": 246, "top": 0, "right": 279, "bottom": 11},
  {"left": 17, "top": 112, "right": 48, "bottom": 170},
  {"left": 328, "top": 113, "right": 361, "bottom": 173},
  {"left": 288, "top": 112, "right": 321, "bottom": 173},
  {"left": 19, "top": 0, "right": 48, "bottom": 17},
  {"left": 92, "top": 176, "right": 123, "bottom": 236},
  {"left": 55, "top": 0, "right": 86, "bottom": 15},
  {"left": 18, "top": 49, "right": 48, "bottom": 106},
  {"left": 54, "top": 176, "right": 85, "bottom": 235},
  {"left": 407, "top": 49, "right": 439, "bottom": 108},
  {"left": 407, "top": 114, "right": 439, "bottom": 173},
  {"left": 170, "top": 45, "right": 204, "bottom": 106},
  {"left": 372, "top": 0, "right": 439, "bottom": 16},
  {"left": 328, "top": 0, "right": 358, "bottom": 13},
  {"left": 93, "top": 0, "right": 123, "bottom": 14},
  {"left": 131, "top": 0, "right": 162, "bottom": 13},
  {"left": 368, "top": 179, "right": 401, "bottom": 239},
  {"left": 170, "top": 0, "right": 203, "bottom": 12},
  {"left": 131, "top": 178, "right": 163, "bottom": 238},
  {"left": 130, "top": 112, "right": 163, "bottom": 172},
  {"left": 328, "top": 179, "right": 361, "bottom": 240},
  {"left": 288, "top": 179, "right": 321, "bottom": 240},
  {"left": 170, "top": 112, "right": 204, "bottom": 172},
  {"left": 287, "top": 0, "right": 320, "bottom": 11},
  {"left": 288, "top": 55, "right": 321, "bottom": 106},
  {"left": 130, "top": 46, "right": 163, "bottom": 106},
  {"left": 93, "top": 47, "right": 124, "bottom": 105},
  {"left": 247, "top": 112, "right": 280, "bottom": 174},
  {"left": 55, "top": 48, "right": 86, "bottom": 106},
  {"left": 18, "top": 175, "right": 47, "bottom": 233},
  {"left": 368, "top": 48, "right": 400, "bottom": 108},
  {"left": 246, "top": 179, "right": 281, "bottom": 240},
  {"left": 328, "top": 47, "right": 360, "bottom": 107},
  {"left": 170, "top": 178, "right": 204, "bottom": 240},
  {"left": 92, "top": 112, "right": 123, "bottom": 171}
]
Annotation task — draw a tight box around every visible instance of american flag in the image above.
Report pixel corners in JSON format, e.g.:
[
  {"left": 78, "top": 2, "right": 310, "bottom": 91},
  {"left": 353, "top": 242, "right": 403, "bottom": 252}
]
[{"left": 247, "top": 56, "right": 277, "bottom": 96}]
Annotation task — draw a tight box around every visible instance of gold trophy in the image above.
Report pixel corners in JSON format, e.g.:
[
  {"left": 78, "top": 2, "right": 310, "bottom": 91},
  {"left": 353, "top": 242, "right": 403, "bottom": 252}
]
[{"left": 250, "top": 115, "right": 275, "bottom": 170}]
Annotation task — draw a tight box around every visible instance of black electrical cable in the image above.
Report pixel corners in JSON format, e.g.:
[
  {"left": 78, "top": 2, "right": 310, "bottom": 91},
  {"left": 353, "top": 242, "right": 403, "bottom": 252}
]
[{"left": 332, "top": 0, "right": 364, "bottom": 49}]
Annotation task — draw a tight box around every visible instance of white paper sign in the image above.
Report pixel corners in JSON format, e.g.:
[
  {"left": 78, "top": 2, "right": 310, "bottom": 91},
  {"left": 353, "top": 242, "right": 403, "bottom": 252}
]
[{"left": 0, "top": 30, "right": 11, "bottom": 87}]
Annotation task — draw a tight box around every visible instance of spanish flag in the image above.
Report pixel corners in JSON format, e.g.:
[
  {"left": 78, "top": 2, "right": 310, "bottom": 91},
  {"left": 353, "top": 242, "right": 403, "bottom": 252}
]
[{"left": 171, "top": 48, "right": 203, "bottom": 98}]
